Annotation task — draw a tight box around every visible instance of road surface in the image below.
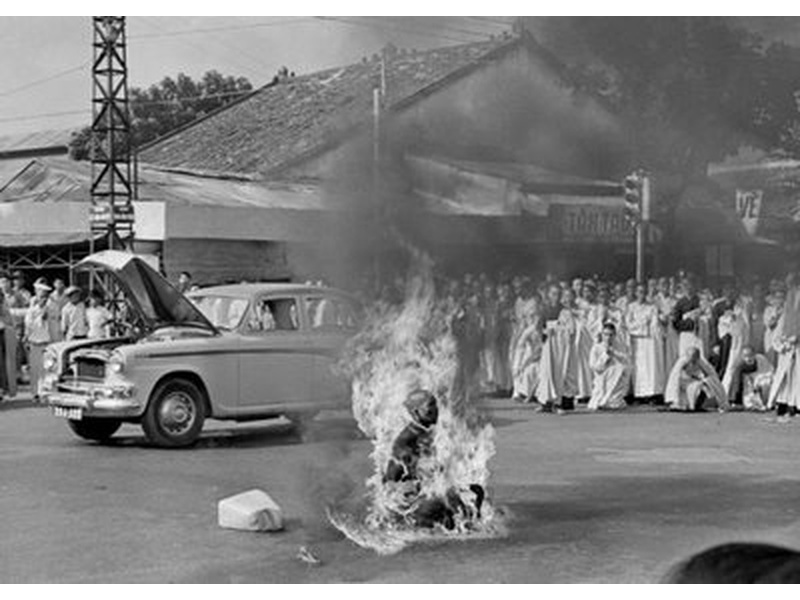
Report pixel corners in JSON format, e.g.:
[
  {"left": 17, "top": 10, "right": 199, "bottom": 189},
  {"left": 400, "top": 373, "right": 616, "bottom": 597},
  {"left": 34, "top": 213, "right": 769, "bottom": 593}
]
[{"left": 1, "top": 399, "right": 800, "bottom": 583}]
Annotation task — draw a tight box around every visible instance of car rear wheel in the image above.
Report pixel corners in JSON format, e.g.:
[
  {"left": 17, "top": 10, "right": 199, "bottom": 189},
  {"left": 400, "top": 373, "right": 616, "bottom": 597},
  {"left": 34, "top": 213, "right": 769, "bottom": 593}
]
[
  {"left": 68, "top": 418, "right": 122, "bottom": 443},
  {"left": 142, "top": 378, "right": 206, "bottom": 448},
  {"left": 285, "top": 410, "right": 319, "bottom": 428}
]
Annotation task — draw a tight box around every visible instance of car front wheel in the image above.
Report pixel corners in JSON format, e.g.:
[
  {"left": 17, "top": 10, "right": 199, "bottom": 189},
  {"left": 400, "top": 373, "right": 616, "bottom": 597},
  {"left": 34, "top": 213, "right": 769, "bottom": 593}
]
[
  {"left": 68, "top": 418, "right": 122, "bottom": 443},
  {"left": 142, "top": 378, "right": 206, "bottom": 448}
]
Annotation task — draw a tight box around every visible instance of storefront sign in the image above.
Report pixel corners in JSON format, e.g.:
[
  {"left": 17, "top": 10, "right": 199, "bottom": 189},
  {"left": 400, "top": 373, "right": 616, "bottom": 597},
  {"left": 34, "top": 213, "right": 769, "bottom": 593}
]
[{"left": 559, "top": 205, "right": 635, "bottom": 242}]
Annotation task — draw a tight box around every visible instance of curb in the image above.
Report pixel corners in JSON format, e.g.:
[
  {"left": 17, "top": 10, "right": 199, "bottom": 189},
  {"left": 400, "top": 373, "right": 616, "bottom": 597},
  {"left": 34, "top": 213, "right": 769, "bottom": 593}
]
[{"left": 0, "top": 395, "right": 40, "bottom": 411}]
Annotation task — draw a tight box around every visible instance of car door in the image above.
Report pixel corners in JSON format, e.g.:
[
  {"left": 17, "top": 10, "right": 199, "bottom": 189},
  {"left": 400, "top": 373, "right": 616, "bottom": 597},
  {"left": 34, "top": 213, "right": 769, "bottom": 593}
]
[
  {"left": 304, "top": 294, "right": 359, "bottom": 407},
  {"left": 237, "top": 294, "right": 314, "bottom": 413}
]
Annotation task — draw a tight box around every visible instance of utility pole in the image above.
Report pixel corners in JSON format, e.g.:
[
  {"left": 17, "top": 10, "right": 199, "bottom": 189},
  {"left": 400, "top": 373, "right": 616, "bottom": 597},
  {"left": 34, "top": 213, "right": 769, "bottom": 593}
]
[
  {"left": 90, "top": 16, "right": 133, "bottom": 252},
  {"left": 372, "top": 83, "right": 383, "bottom": 292},
  {"left": 89, "top": 16, "right": 133, "bottom": 332}
]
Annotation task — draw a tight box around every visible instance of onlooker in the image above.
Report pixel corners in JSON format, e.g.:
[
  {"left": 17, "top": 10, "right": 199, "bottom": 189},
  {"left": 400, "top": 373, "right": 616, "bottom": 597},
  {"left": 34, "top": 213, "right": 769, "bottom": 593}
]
[
  {"left": 61, "top": 286, "right": 89, "bottom": 341},
  {"left": 46, "top": 278, "right": 68, "bottom": 342},
  {"left": 24, "top": 278, "right": 52, "bottom": 400},
  {"left": 87, "top": 289, "right": 113, "bottom": 339},
  {"left": 0, "top": 291, "right": 18, "bottom": 400},
  {"left": 176, "top": 271, "right": 192, "bottom": 294}
]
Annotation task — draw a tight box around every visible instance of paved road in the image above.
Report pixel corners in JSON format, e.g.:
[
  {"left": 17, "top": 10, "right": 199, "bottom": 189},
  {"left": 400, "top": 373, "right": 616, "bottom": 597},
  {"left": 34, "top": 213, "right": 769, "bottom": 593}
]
[{"left": 2, "top": 399, "right": 800, "bottom": 583}]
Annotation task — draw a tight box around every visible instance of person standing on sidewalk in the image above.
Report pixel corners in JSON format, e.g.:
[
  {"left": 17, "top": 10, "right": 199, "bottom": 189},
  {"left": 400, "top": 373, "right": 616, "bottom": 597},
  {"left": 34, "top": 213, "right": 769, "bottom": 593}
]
[
  {"left": 0, "top": 291, "right": 18, "bottom": 400},
  {"left": 46, "top": 278, "right": 68, "bottom": 343},
  {"left": 24, "top": 279, "right": 52, "bottom": 401},
  {"left": 61, "top": 286, "right": 89, "bottom": 341}
]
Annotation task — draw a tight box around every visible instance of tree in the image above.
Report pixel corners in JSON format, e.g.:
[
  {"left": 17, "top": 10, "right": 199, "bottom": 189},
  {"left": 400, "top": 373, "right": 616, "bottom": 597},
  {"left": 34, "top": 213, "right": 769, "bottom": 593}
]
[
  {"left": 69, "top": 70, "right": 254, "bottom": 160},
  {"left": 529, "top": 17, "right": 800, "bottom": 266}
]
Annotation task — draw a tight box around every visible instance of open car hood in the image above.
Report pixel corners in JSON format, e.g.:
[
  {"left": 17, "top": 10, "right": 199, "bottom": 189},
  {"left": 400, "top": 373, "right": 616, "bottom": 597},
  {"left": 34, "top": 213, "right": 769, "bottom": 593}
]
[{"left": 77, "top": 250, "right": 217, "bottom": 334}]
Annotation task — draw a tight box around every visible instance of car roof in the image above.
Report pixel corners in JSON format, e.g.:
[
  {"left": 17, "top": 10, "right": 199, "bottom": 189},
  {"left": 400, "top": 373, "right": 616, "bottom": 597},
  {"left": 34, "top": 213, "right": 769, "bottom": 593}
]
[{"left": 187, "top": 282, "right": 357, "bottom": 301}]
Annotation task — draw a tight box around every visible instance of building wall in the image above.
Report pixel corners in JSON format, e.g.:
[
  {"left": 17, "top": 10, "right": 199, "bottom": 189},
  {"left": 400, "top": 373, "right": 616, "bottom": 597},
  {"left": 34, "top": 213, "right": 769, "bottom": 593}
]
[{"left": 162, "top": 238, "right": 291, "bottom": 286}]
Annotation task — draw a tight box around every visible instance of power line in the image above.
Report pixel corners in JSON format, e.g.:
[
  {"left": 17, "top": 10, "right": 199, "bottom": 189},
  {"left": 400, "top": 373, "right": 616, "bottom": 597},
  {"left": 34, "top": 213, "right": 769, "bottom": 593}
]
[
  {"left": 466, "top": 17, "right": 516, "bottom": 27},
  {"left": 314, "top": 16, "right": 484, "bottom": 45},
  {"left": 135, "top": 17, "right": 268, "bottom": 83},
  {"left": 0, "top": 90, "right": 256, "bottom": 124},
  {"left": 0, "top": 109, "right": 89, "bottom": 124},
  {"left": 0, "top": 61, "right": 90, "bottom": 99},
  {"left": 368, "top": 17, "right": 503, "bottom": 40},
  {"left": 132, "top": 17, "right": 316, "bottom": 39}
]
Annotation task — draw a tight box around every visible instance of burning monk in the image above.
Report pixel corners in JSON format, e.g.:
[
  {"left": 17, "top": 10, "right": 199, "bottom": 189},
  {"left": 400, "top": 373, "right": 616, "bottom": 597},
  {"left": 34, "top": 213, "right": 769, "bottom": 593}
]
[{"left": 382, "top": 390, "right": 485, "bottom": 531}]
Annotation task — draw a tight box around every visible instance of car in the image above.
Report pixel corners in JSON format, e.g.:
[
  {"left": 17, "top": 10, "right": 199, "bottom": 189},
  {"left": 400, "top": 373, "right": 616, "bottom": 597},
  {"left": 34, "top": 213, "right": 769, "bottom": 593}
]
[{"left": 40, "top": 250, "right": 361, "bottom": 448}]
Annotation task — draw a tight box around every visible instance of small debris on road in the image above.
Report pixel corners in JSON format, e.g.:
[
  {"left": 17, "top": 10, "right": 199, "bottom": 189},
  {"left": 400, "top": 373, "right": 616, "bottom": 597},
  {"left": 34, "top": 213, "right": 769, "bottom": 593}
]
[{"left": 297, "top": 546, "right": 322, "bottom": 565}]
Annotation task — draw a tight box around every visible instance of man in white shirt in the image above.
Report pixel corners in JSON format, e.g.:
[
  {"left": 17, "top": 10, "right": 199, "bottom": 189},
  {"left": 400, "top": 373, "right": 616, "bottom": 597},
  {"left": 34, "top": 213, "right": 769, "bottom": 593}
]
[
  {"left": 61, "top": 286, "right": 89, "bottom": 340},
  {"left": 24, "top": 278, "right": 52, "bottom": 399}
]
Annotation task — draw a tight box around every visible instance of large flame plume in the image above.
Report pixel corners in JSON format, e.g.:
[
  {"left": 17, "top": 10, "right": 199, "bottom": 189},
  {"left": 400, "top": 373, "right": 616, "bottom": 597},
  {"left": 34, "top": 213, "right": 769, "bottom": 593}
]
[{"left": 330, "top": 253, "right": 506, "bottom": 554}]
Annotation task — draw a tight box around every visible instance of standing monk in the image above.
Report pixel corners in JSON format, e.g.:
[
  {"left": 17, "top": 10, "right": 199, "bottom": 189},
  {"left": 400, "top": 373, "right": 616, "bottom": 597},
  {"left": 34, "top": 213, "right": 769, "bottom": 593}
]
[
  {"left": 626, "top": 282, "right": 665, "bottom": 401},
  {"left": 671, "top": 277, "right": 704, "bottom": 358},
  {"left": 767, "top": 274, "right": 800, "bottom": 420},
  {"left": 656, "top": 277, "right": 680, "bottom": 376}
]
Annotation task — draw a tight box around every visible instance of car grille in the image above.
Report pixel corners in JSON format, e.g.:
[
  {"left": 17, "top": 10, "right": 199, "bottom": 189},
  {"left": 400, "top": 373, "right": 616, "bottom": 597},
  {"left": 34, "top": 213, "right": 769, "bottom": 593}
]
[{"left": 66, "top": 358, "right": 106, "bottom": 381}]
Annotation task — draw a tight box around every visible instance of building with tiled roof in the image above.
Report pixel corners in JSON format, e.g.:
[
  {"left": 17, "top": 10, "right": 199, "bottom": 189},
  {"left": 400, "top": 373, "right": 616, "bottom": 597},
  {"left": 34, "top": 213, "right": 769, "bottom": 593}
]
[{"left": 139, "top": 31, "right": 624, "bottom": 183}]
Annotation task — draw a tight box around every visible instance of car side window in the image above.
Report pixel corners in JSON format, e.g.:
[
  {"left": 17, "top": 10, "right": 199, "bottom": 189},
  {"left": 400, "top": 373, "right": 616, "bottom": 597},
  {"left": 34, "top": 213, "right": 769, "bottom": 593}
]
[
  {"left": 244, "top": 297, "right": 299, "bottom": 333},
  {"left": 305, "top": 296, "right": 359, "bottom": 331}
]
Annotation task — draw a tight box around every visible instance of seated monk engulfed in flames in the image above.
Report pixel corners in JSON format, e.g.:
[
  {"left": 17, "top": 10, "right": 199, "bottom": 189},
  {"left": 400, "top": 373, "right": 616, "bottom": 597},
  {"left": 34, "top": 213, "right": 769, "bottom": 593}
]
[
  {"left": 382, "top": 390, "right": 486, "bottom": 531},
  {"left": 329, "top": 257, "right": 505, "bottom": 554}
]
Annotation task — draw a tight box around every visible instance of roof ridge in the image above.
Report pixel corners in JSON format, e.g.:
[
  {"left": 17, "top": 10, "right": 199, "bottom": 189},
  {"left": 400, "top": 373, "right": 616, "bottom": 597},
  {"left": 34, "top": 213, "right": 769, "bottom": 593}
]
[{"left": 262, "top": 35, "right": 525, "bottom": 177}]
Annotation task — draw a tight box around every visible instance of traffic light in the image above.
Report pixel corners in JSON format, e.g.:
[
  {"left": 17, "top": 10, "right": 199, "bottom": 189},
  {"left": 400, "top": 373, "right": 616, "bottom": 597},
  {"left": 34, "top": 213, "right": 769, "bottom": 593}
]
[{"left": 623, "top": 172, "right": 642, "bottom": 224}]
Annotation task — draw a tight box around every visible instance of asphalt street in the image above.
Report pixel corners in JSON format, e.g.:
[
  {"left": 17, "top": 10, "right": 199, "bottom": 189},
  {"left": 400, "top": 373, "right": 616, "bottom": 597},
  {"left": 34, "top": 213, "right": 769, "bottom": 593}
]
[{"left": 2, "top": 398, "right": 800, "bottom": 583}]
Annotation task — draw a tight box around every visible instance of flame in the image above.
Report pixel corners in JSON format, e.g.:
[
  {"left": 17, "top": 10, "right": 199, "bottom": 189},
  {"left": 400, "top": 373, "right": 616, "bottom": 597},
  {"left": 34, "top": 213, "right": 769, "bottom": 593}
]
[{"left": 332, "top": 256, "right": 507, "bottom": 554}]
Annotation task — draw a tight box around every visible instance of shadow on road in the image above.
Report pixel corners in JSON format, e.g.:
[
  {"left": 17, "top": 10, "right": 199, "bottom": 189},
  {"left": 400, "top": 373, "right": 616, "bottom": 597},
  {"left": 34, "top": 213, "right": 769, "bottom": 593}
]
[{"left": 96, "top": 415, "right": 365, "bottom": 451}]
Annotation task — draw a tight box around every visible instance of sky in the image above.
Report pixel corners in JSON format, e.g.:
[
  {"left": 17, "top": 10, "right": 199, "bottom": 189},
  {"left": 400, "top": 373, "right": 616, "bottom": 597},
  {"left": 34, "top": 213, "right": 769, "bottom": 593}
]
[
  {"left": 0, "top": 16, "right": 514, "bottom": 137},
  {"left": 2, "top": 15, "right": 800, "bottom": 139}
]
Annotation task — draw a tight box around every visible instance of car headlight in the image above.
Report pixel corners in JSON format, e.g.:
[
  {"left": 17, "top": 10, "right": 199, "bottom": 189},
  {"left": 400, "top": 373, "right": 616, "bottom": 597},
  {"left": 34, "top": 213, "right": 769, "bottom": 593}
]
[
  {"left": 108, "top": 352, "right": 125, "bottom": 374},
  {"left": 43, "top": 350, "right": 58, "bottom": 373}
]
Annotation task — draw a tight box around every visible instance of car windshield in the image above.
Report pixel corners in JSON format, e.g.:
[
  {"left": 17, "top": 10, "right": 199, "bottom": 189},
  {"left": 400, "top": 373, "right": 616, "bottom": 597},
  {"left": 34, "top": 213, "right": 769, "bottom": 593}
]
[{"left": 190, "top": 295, "right": 249, "bottom": 330}]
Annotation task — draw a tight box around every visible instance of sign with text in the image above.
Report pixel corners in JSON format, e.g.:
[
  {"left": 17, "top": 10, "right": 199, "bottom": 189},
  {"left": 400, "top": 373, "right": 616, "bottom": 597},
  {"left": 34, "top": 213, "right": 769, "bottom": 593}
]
[
  {"left": 559, "top": 204, "right": 635, "bottom": 243},
  {"left": 735, "top": 189, "right": 763, "bottom": 235},
  {"left": 90, "top": 202, "right": 134, "bottom": 232}
]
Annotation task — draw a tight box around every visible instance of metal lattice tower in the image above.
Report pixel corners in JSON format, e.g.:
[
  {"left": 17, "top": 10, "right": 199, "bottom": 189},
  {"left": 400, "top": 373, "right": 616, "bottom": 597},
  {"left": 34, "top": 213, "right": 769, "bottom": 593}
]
[{"left": 90, "top": 16, "right": 133, "bottom": 248}]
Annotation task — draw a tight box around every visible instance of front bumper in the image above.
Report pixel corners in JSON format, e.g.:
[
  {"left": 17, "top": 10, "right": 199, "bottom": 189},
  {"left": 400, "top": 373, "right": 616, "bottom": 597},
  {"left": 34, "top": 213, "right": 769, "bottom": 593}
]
[{"left": 42, "top": 377, "right": 142, "bottom": 419}]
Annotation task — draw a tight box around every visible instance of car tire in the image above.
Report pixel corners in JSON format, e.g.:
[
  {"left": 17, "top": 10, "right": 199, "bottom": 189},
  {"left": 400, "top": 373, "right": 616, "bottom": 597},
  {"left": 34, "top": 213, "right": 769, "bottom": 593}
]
[
  {"left": 68, "top": 418, "right": 122, "bottom": 443},
  {"left": 142, "top": 378, "right": 206, "bottom": 448},
  {"left": 285, "top": 411, "right": 319, "bottom": 436}
]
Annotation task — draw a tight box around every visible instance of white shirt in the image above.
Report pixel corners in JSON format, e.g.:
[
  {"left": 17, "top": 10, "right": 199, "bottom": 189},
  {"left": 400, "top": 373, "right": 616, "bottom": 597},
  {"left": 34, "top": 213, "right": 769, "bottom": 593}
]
[
  {"left": 24, "top": 301, "right": 51, "bottom": 344},
  {"left": 62, "top": 302, "right": 89, "bottom": 340},
  {"left": 87, "top": 306, "right": 112, "bottom": 339}
]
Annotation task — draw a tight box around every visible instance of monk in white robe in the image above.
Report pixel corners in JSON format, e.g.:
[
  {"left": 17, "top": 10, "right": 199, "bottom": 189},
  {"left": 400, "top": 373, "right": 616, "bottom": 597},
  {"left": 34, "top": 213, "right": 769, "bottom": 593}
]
[
  {"left": 717, "top": 300, "right": 751, "bottom": 393},
  {"left": 511, "top": 309, "right": 542, "bottom": 403},
  {"left": 763, "top": 290, "right": 785, "bottom": 367},
  {"left": 626, "top": 283, "right": 666, "bottom": 399},
  {"left": 536, "top": 290, "right": 579, "bottom": 407},
  {"left": 574, "top": 284, "right": 601, "bottom": 401},
  {"left": 723, "top": 346, "right": 773, "bottom": 411},
  {"left": 665, "top": 346, "right": 728, "bottom": 412},
  {"left": 767, "top": 280, "right": 800, "bottom": 418},
  {"left": 656, "top": 278, "right": 680, "bottom": 375},
  {"left": 588, "top": 323, "right": 631, "bottom": 411}
]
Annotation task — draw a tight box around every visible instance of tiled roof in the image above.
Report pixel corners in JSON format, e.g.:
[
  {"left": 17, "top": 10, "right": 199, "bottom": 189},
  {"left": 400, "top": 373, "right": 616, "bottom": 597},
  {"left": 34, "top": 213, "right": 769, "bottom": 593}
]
[
  {"left": 0, "top": 128, "right": 76, "bottom": 155},
  {"left": 139, "top": 35, "right": 525, "bottom": 178},
  {"left": 0, "top": 157, "right": 326, "bottom": 210}
]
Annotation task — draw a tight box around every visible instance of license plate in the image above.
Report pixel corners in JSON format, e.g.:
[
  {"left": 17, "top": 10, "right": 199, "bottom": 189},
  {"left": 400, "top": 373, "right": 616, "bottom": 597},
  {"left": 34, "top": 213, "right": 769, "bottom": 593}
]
[{"left": 53, "top": 406, "right": 83, "bottom": 421}]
